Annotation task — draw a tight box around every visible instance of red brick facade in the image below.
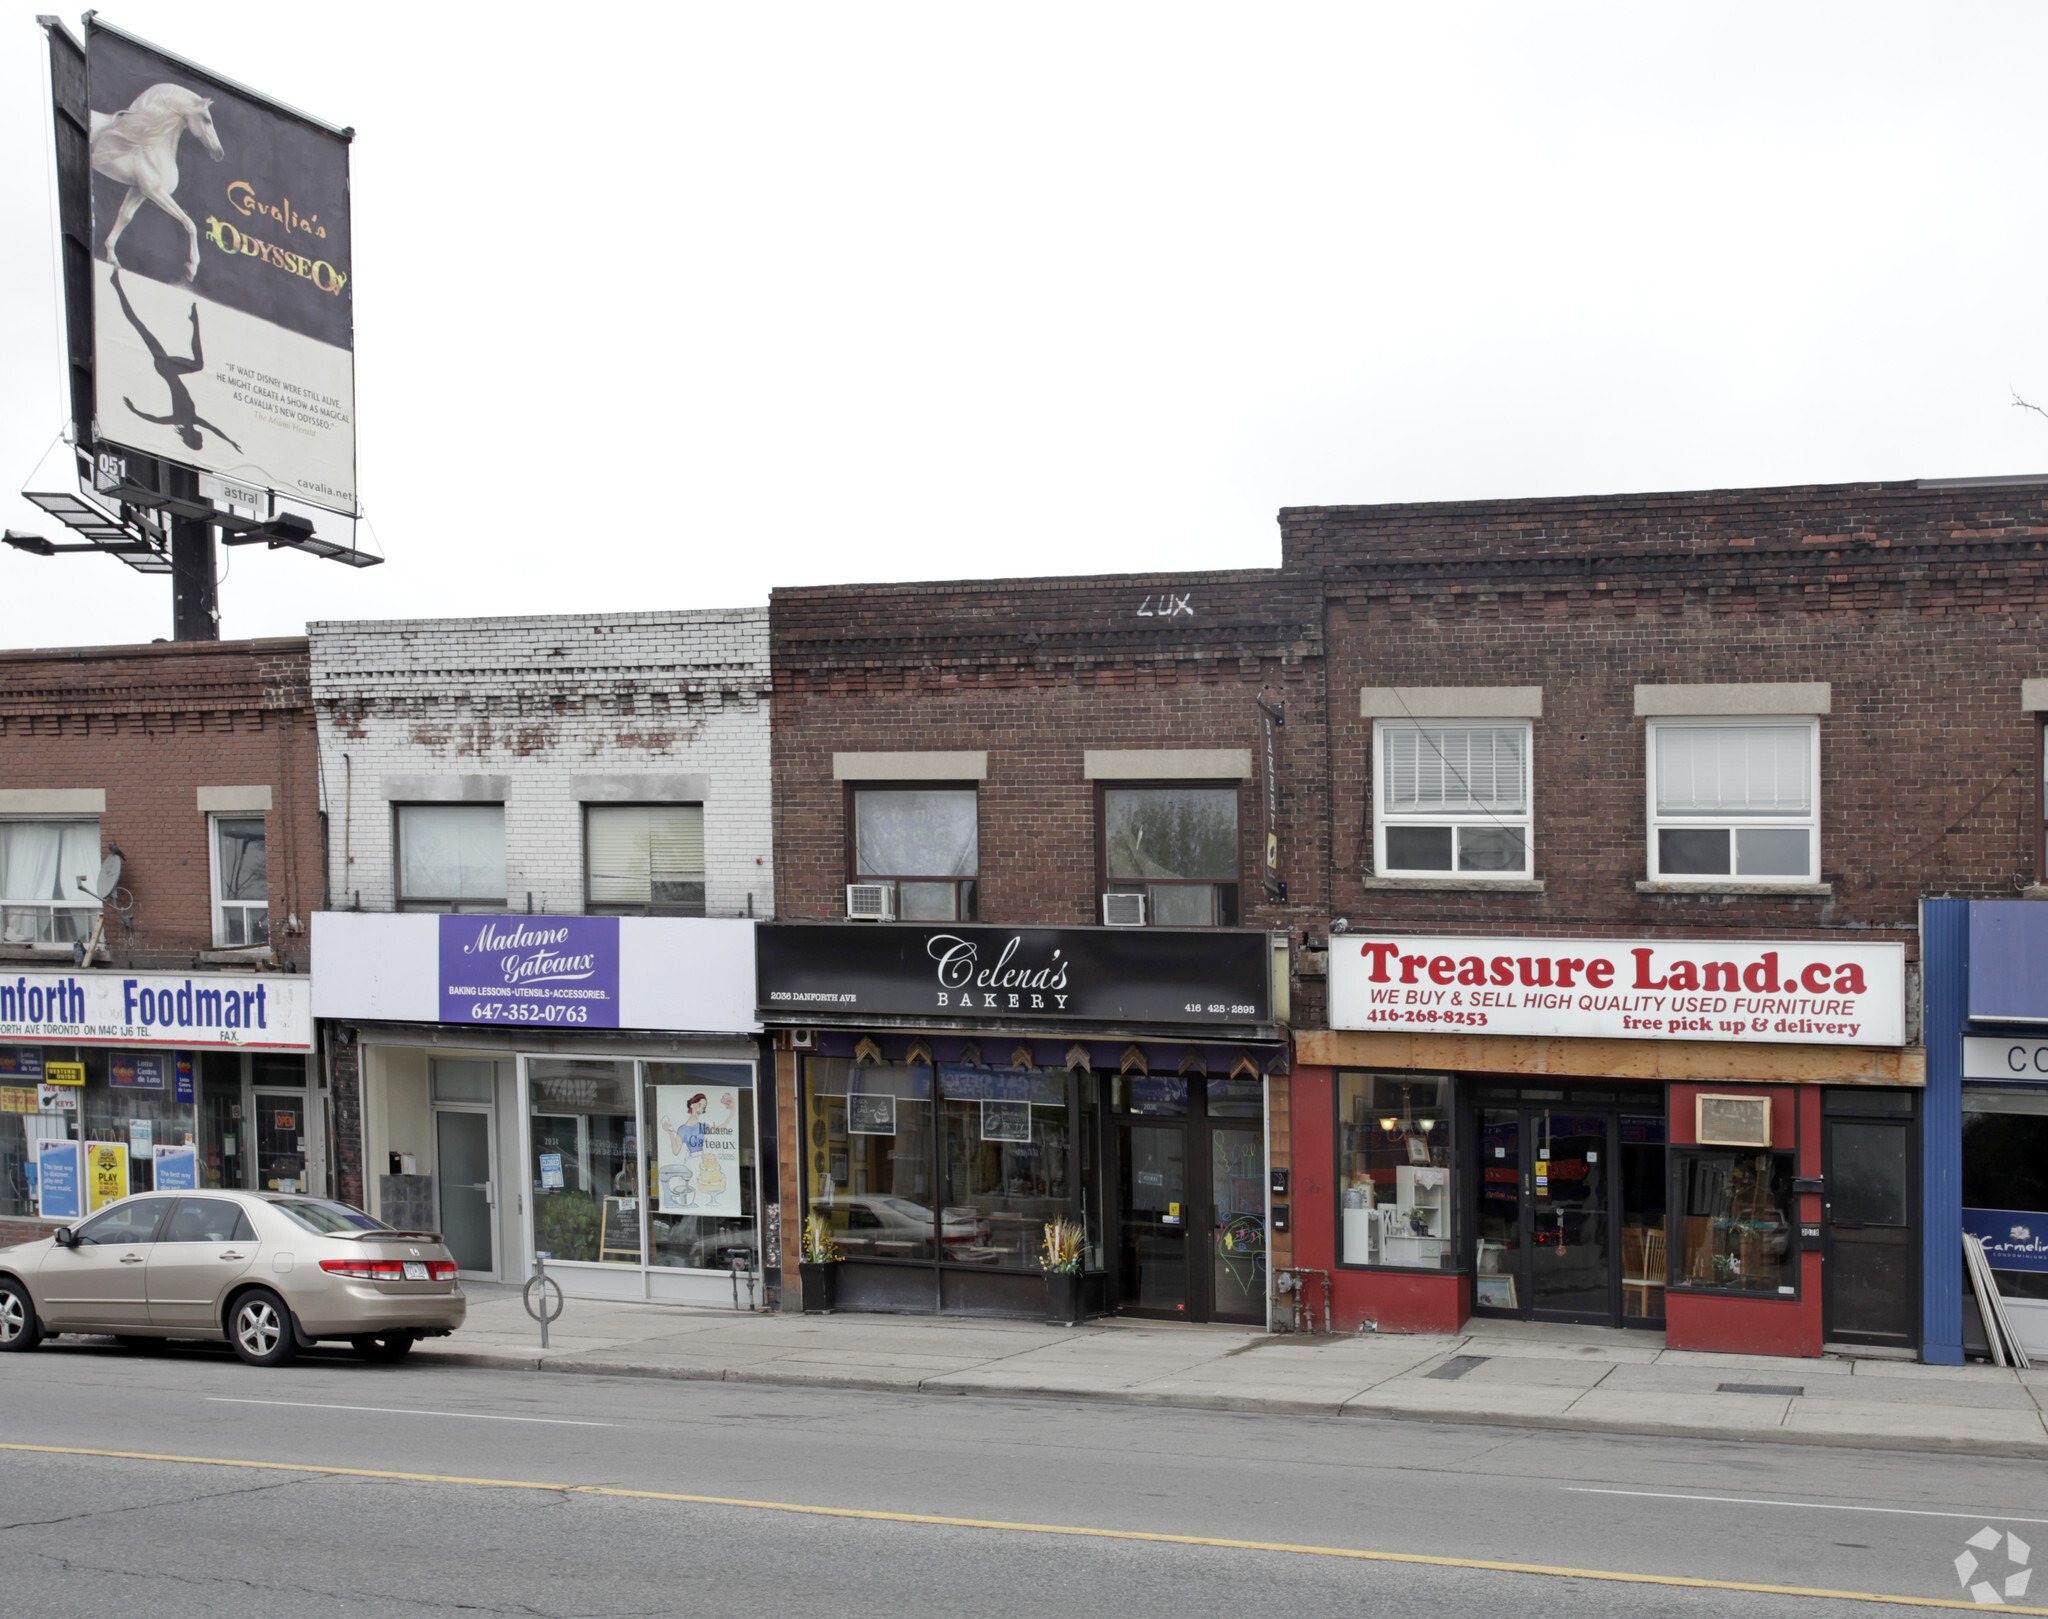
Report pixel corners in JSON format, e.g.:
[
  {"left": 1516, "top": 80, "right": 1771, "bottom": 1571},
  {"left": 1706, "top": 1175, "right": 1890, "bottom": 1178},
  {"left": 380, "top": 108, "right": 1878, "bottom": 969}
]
[{"left": 0, "top": 637, "right": 320, "bottom": 968}]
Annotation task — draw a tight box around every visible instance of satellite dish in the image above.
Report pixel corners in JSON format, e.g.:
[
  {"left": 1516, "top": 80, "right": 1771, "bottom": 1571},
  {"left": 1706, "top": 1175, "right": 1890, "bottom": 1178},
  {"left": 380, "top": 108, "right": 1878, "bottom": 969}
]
[{"left": 82, "top": 851, "right": 122, "bottom": 902}]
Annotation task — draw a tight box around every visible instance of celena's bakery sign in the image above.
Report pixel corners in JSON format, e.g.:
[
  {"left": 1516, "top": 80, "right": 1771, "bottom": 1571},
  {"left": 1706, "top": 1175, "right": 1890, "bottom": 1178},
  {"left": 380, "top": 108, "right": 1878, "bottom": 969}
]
[{"left": 1329, "top": 936, "right": 1906, "bottom": 1047}]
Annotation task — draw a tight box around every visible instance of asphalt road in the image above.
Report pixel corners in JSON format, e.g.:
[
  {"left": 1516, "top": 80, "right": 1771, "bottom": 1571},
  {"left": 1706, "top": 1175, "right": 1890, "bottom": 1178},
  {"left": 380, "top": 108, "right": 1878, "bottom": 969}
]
[{"left": 0, "top": 1338, "right": 2041, "bottom": 1617}]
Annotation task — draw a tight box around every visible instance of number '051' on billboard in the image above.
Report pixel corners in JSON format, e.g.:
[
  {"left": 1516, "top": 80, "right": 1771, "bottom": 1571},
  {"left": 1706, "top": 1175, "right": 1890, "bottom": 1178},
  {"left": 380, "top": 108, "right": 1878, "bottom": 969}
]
[
  {"left": 86, "top": 19, "right": 354, "bottom": 514},
  {"left": 1328, "top": 936, "right": 1906, "bottom": 1047}
]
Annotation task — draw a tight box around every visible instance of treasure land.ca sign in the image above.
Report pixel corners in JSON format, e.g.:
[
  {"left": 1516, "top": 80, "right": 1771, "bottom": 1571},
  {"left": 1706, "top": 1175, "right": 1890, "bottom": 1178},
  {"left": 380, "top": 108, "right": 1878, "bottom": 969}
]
[{"left": 1329, "top": 936, "right": 1905, "bottom": 1047}]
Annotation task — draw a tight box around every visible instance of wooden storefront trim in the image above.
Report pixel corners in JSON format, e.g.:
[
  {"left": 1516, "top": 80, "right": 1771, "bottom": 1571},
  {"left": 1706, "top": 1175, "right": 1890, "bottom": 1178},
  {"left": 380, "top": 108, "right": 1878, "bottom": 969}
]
[{"left": 1294, "top": 1029, "right": 1923, "bottom": 1087}]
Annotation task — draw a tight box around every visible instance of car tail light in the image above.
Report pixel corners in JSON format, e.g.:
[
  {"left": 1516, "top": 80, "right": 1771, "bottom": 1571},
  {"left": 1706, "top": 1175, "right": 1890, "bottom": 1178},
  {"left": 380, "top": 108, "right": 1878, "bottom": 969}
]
[
  {"left": 428, "top": 1260, "right": 457, "bottom": 1280},
  {"left": 320, "top": 1258, "right": 406, "bottom": 1279}
]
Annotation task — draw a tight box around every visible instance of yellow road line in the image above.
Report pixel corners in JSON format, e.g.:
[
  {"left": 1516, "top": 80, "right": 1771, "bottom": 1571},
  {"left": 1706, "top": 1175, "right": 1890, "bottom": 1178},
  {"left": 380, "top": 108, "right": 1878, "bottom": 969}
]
[{"left": 0, "top": 1440, "right": 2029, "bottom": 1614}]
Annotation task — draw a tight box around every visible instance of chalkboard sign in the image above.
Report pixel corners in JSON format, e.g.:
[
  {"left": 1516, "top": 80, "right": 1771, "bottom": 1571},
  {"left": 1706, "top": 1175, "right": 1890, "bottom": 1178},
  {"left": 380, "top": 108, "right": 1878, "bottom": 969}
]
[
  {"left": 379, "top": 1173, "right": 437, "bottom": 1234},
  {"left": 848, "top": 1093, "right": 896, "bottom": 1135}
]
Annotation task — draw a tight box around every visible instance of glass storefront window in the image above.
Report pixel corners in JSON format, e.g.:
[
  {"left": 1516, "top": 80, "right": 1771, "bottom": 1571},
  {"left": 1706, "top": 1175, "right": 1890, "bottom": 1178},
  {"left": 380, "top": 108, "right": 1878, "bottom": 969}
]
[
  {"left": 806, "top": 1059, "right": 936, "bottom": 1259},
  {"left": 1620, "top": 1113, "right": 1669, "bottom": 1320},
  {"left": 1963, "top": 1085, "right": 2048, "bottom": 1301},
  {"left": 528, "top": 1059, "right": 640, "bottom": 1264},
  {"left": 1674, "top": 1148, "right": 1795, "bottom": 1294},
  {"left": 1338, "top": 1072, "right": 1453, "bottom": 1270},
  {"left": 938, "top": 1064, "right": 1071, "bottom": 1270},
  {"left": 644, "top": 1062, "right": 755, "bottom": 1271},
  {"left": 200, "top": 1050, "right": 244, "bottom": 1190}
]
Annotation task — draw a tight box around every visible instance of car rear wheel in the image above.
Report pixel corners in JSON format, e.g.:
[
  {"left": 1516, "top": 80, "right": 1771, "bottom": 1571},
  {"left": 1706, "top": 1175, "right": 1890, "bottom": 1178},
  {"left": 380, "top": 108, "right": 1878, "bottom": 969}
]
[
  {"left": 0, "top": 1279, "right": 41, "bottom": 1352},
  {"left": 228, "top": 1289, "right": 298, "bottom": 1366},
  {"left": 350, "top": 1332, "right": 416, "bottom": 1363}
]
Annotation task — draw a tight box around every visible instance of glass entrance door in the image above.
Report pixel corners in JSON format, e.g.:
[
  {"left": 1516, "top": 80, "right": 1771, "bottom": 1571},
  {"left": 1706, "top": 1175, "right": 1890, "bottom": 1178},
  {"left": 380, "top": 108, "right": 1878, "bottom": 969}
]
[
  {"left": 251, "top": 1093, "right": 306, "bottom": 1194},
  {"left": 1117, "top": 1122, "right": 1187, "bottom": 1315},
  {"left": 1531, "top": 1113, "right": 1611, "bottom": 1319},
  {"left": 1208, "top": 1125, "right": 1267, "bottom": 1325},
  {"left": 434, "top": 1108, "right": 496, "bottom": 1276},
  {"left": 1473, "top": 1106, "right": 1621, "bottom": 1325}
]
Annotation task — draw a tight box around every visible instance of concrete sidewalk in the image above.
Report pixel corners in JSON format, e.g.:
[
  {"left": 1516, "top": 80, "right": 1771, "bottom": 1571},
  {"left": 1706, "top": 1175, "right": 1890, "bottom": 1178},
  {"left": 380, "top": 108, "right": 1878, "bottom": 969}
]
[{"left": 419, "top": 1282, "right": 2048, "bottom": 1458}]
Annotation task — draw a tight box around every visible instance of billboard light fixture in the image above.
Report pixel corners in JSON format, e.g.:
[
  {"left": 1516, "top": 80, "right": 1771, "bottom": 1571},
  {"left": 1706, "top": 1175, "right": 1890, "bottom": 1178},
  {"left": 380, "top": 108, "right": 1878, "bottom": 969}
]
[{"left": 221, "top": 511, "right": 383, "bottom": 568}]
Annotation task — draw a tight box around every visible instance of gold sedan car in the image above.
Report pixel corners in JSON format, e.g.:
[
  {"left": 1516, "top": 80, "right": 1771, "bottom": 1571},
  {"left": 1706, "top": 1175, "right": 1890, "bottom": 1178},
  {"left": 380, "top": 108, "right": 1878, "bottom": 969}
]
[{"left": 0, "top": 1190, "right": 466, "bottom": 1365}]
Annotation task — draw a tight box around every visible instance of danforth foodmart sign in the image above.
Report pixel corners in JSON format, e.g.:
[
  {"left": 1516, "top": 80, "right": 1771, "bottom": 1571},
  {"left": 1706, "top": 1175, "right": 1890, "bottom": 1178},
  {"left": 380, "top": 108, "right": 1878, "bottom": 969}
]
[{"left": 1328, "top": 936, "right": 1905, "bottom": 1048}]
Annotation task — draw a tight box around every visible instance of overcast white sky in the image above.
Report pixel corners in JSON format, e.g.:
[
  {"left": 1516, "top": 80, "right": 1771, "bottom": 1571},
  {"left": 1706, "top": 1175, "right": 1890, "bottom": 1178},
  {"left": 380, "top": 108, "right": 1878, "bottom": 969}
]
[{"left": 5, "top": 4, "right": 2048, "bottom": 647}]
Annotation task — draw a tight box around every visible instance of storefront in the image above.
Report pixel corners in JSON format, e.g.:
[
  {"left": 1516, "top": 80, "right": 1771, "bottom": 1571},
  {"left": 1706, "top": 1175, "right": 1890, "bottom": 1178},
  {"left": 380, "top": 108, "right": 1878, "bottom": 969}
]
[
  {"left": 757, "top": 923, "right": 1287, "bottom": 1322},
  {"left": 0, "top": 967, "right": 317, "bottom": 1232},
  {"left": 1922, "top": 899, "right": 2048, "bottom": 1363},
  {"left": 311, "top": 912, "right": 765, "bottom": 1306},
  {"left": 1301, "top": 932, "right": 1915, "bottom": 1357}
]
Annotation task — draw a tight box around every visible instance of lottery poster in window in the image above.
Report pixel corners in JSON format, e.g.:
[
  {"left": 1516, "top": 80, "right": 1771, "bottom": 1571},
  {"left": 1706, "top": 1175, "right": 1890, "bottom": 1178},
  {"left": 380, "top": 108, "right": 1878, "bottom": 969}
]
[{"left": 654, "top": 1085, "right": 741, "bottom": 1217}]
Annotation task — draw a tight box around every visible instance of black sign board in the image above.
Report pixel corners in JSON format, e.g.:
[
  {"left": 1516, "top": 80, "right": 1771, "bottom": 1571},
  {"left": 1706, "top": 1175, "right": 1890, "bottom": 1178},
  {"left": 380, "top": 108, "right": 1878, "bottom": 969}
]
[{"left": 757, "top": 924, "right": 1272, "bottom": 1027}]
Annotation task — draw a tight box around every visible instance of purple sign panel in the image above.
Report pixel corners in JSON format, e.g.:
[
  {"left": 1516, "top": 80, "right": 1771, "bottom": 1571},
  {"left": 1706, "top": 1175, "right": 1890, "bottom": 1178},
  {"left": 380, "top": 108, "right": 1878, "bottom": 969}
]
[
  {"left": 174, "top": 1052, "right": 195, "bottom": 1104},
  {"left": 438, "top": 916, "right": 620, "bottom": 1029}
]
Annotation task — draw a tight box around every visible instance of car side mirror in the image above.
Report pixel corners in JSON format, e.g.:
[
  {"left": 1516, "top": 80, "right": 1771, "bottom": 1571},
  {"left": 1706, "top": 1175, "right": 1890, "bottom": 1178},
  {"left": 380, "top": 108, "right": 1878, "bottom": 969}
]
[{"left": 52, "top": 1227, "right": 75, "bottom": 1248}]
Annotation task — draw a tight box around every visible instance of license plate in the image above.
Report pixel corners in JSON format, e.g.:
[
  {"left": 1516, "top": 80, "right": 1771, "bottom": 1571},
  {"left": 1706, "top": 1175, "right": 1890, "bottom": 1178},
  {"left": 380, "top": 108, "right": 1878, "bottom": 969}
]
[{"left": 402, "top": 1262, "right": 429, "bottom": 1281}]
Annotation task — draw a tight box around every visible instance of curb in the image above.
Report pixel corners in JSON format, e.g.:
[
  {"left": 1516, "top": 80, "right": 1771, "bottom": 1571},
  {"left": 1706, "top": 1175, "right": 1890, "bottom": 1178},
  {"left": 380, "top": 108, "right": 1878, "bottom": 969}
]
[{"left": 414, "top": 1348, "right": 2048, "bottom": 1459}]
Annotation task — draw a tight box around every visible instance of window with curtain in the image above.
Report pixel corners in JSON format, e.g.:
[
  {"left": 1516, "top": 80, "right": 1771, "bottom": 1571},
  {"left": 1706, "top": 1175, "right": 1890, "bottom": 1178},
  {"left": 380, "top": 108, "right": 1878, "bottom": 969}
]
[
  {"left": 395, "top": 804, "right": 507, "bottom": 912},
  {"left": 1103, "top": 785, "right": 1239, "bottom": 926},
  {"left": 586, "top": 805, "right": 706, "bottom": 915},
  {"left": 0, "top": 820, "right": 100, "bottom": 944},
  {"left": 1375, "top": 723, "right": 1531, "bottom": 877},
  {"left": 212, "top": 817, "right": 268, "bottom": 945},
  {"left": 853, "top": 789, "right": 977, "bottom": 921},
  {"left": 1649, "top": 721, "right": 1818, "bottom": 882}
]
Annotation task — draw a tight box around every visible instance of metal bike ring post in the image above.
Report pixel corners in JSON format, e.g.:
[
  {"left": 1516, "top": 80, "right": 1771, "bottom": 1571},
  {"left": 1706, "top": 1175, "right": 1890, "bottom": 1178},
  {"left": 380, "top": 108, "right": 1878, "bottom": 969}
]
[{"left": 523, "top": 1256, "right": 565, "bottom": 1346}]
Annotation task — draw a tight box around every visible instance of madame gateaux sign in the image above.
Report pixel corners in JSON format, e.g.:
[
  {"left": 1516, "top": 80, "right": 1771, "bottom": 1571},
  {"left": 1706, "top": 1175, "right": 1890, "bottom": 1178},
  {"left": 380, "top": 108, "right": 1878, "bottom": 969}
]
[
  {"left": 1329, "top": 934, "right": 1906, "bottom": 1048},
  {"left": 756, "top": 923, "right": 1272, "bottom": 1027},
  {"left": 438, "top": 916, "right": 620, "bottom": 1028}
]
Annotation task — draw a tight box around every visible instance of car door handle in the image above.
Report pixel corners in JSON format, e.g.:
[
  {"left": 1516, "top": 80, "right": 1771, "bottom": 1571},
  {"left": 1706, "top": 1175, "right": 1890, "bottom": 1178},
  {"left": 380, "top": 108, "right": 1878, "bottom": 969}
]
[
  {"left": 119, "top": 1253, "right": 144, "bottom": 1264},
  {"left": 218, "top": 1250, "right": 247, "bottom": 1260}
]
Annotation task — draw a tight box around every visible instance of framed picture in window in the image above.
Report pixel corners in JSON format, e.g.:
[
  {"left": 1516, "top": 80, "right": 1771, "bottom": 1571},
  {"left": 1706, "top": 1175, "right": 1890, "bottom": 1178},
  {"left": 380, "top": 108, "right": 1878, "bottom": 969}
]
[
  {"left": 827, "top": 1104, "right": 847, "bottom": 1143},
  {"left": 829, "top": 1148, "right": 850, "bottom": 1187},
  {"left": 1405, "top": 1133, "right": 1432, "bottom": 1166},
  {"left": 981, "top": 1099, "right": 1031, "bottom": 1143},
  {"left": 1475, "top": 1275, "right": 1517, "bottom": 1308}
]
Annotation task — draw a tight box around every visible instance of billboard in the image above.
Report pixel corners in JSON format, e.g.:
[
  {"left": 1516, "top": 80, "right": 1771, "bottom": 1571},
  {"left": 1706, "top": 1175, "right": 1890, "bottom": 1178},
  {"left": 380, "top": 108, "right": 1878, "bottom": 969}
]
[{"left": 86, "top": 19, "right": 355, "bottom": 515}]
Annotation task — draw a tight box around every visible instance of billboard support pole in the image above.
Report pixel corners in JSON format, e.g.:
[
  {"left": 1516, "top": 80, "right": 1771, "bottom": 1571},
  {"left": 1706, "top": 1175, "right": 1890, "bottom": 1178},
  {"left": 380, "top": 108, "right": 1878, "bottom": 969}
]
[{"left": 168, "top": 466, "right": 218, "bottom": 642}]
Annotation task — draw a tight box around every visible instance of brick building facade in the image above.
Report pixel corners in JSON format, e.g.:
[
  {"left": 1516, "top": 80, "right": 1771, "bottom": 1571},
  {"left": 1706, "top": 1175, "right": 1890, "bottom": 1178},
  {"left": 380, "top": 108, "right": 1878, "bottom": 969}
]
[
  {"left": 1286, "top": 476, "right": 2048, "bottom": 1356},
  {"left": 0, "top": 637, "right": 322, "bottom": 1247}
]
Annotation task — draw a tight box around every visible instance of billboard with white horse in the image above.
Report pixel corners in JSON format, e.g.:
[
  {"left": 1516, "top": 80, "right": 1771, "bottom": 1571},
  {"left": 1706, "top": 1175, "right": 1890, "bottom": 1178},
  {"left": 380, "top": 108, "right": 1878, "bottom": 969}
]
[{"left": 86, "top": 19, "right": 356, "bottom": 516}]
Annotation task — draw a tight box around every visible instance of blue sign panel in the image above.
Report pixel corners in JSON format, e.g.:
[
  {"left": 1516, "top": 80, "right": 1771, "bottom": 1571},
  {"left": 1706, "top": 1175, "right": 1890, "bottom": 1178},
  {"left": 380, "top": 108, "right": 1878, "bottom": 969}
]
[
  {"left": 1969, "top": 903, "right": 2048, "bottom": 1023},
  {"left": 110, "top": 1052, "right": 166, "bottom": 1089},
  {"left": 173, "top": 1053, "right": 195, "bottom": 1105},
  {"left": 36, "top": 1140, "right": 82, "bottom": 1221},
  {"left": 1964, "top": 1208, "right": 2048, "bottom": 1272},
  {"left": 0, "top": 1047, "right": 42, "bottom": 1081},
  {"left": 438, "top": 916, "right": 621, "bottom": 1028},
  {"left": 152, "top": 1146, "right": 199, "bottom": 1192}
]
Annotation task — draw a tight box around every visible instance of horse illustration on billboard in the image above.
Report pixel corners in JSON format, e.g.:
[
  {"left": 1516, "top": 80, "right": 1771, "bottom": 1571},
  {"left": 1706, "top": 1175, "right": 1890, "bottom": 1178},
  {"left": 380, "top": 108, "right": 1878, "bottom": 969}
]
[{"left": 91, "top": 83, "right": 223, "bottom": 285}]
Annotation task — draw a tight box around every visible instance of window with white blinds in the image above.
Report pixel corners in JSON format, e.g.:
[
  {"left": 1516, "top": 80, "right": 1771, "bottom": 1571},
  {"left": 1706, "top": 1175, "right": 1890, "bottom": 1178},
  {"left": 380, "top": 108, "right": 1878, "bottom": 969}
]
[
  {"left": 586, "top": 805, "right": 706, "bottom": 914},
  {"left": 1648, "top": 720, "right": 1819, "bottom": 882},
  {"left": 1374, "top": 722, "right": 1533, "bottom": 879},
  {"left": 1383, "top": 727, "right": 1527, "bottom": 812}
]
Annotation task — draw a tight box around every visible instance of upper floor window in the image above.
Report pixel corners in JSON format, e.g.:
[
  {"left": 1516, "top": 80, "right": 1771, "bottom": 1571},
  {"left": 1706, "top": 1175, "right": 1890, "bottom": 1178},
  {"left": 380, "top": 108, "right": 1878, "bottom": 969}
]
[
  {"left": 210, "top": 816, "right": 268, "bottom": 946},
  {"left": 396, "top": 804, "right": 506, "bottom": 913},
  {"left": 853, "top": 789, "right": 977, "bottom": 921},
  {"left": 1103, "top": 785, "right": 1239, "bottom": 926},
  {"left": 586, "top": 804, "right": 706, "bottom": 916},
  {"left": 1375, "top": 722, "right": 1531, "bottom": 879},
  {"left": 1647, "top": 720, "right": 1818, "bottom": 883},
  {"left": 0, "top": 820, "right": 99, "bottom": 945}
]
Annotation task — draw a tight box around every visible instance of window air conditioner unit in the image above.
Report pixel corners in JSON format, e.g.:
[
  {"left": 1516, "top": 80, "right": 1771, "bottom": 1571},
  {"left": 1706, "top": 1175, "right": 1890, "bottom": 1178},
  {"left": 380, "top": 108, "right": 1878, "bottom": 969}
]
[
  {"left": 846, "top": 883, "right": 895, "bottom": 921},
  {"left": 1102, "top": 892, "right": 1147, "bottom": 927}
]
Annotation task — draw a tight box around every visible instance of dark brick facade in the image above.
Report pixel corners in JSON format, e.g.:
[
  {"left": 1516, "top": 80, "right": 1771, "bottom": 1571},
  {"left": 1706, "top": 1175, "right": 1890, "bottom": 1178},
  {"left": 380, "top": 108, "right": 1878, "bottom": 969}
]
[
  {"left": 0, "top": 637, "right": 320, "bottom": 968},
  {"left": 771, "top": 569, "right": 1330, "bottom": 979},
  {"left": 1283, "top": 477, "right": 2048, "bottom": 957}
]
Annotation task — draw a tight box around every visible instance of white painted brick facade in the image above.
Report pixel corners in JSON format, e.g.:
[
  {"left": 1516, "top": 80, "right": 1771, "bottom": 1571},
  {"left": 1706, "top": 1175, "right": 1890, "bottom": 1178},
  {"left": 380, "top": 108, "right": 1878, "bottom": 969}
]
[{"left": 309, "top": 608, "right": 773, "bottom": 918}]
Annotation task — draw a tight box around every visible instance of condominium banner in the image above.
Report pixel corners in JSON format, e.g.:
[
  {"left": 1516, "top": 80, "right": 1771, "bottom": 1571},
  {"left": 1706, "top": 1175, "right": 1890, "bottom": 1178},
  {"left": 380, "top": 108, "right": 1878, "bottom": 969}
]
[
  {"left": 1329, "top": 935, "right": 1905, "bottom": 1047},
  {"left": 0, "top": 970, "right": 313, "bottom": 1050}
]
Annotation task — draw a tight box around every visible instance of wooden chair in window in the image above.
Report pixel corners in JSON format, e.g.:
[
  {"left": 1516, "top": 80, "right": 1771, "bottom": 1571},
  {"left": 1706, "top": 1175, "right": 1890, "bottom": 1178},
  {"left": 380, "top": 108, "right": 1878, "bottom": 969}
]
[{"left": 1623, "top": 1225, "right": 1667, "bottom": 1317}]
